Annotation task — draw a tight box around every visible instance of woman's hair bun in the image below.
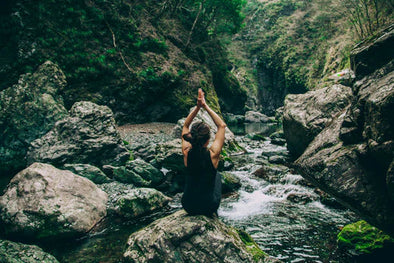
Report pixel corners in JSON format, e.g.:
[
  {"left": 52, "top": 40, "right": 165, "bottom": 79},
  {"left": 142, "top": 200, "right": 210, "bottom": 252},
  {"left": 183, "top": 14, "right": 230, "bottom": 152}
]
[
  {"left": 182, "top": 132, "right": 193, "bottom": 143},
  {"left": 183, "top": 121, "right": 210, "bottom": 149}
]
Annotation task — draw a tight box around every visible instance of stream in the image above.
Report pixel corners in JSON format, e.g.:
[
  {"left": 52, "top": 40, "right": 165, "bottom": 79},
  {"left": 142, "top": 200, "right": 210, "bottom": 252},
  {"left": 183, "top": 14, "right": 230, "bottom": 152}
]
[
  {"left": 218, "top": 123, "right": 359, "bottom": 262},
  {"left": 1, "top": 123, "right": 359, "bottom": 263}
]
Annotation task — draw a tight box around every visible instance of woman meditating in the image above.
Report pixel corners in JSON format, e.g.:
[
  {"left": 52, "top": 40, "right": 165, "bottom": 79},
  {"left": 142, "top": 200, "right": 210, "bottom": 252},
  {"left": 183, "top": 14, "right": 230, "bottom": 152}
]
[{"left": 181, "top": 88, "right": 226, "bottom": 216}]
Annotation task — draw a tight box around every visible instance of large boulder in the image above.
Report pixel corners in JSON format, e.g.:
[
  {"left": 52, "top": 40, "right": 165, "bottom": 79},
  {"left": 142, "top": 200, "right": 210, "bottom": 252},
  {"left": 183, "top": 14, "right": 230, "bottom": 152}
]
[
  {"left": 27, "top": 101, "right": 130, "bottom": 168},
  {"left": 0, "top": 239, "right": 59, "bottom": 263},
  {"left": 283, "top": 84, "right": 353, "bottom": 157},
  {"left": 0, "top": 61, "right": 68, "bottom": 174},
  {"left": 0, "top": 163, "right": 108, "bottom": 239},
  {"left": 123, "top": 210, "right": 277, "bottom": 263}
]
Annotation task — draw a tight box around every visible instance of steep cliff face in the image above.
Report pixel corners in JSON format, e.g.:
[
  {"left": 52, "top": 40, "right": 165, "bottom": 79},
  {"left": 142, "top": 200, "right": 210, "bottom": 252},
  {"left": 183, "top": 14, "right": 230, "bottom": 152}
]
[
  {"left": 0, "top": 0, "right": 246, "bottom": 123},
  {"left": 283, "top": 27, "right": 394, "bottom": 235}
]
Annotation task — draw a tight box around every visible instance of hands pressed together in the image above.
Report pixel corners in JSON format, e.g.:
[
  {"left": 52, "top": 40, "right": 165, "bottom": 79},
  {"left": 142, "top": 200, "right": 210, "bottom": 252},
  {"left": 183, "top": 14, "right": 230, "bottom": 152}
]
[{"left": 197, "top": 88, "right": 207, "bottom": 109}]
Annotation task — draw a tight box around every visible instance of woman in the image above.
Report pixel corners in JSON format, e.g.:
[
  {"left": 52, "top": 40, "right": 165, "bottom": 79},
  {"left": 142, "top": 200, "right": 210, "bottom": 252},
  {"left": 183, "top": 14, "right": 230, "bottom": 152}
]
[{"left": 181, "top": 88, "right": 226, "bottom": 216}]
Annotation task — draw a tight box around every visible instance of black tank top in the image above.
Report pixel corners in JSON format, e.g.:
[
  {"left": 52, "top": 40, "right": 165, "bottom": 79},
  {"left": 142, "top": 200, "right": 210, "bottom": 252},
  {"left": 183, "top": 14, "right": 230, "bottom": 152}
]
[{"left": 181, "top": 148, "right": 221, "bottom": 215}]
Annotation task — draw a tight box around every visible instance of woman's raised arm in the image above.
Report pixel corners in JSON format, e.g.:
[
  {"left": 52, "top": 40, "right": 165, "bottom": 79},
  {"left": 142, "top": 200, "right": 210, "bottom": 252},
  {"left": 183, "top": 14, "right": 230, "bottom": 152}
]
[{"left": 202, "top": 98, "right": 226, "bottom": 169}]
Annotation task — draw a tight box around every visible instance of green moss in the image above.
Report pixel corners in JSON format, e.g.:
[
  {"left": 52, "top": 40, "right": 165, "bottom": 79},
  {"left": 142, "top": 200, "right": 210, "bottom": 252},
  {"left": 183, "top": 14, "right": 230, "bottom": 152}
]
[
  {"left": 337, "top": 220, "right": 394, "bottom": 254},
  {"left": 226, "top": 140, "right": 244, "bottom": 154},
  {"left": 236, "top": 228, "right": 267, "bottom": 262},
  {"left": 128, "top": 151, "right": 134, "bottom": 161}
]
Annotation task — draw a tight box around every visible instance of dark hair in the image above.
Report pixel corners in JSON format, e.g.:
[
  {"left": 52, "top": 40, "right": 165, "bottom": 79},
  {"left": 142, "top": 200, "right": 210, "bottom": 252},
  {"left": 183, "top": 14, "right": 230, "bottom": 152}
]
[{"left": 183, "top": 121, "right": 210, "bottom": 149}]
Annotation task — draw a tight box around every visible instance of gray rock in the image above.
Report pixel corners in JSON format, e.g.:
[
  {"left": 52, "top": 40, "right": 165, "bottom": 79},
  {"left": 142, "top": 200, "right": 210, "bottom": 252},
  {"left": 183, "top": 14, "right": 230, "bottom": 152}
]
[
  {"left": 152, "top": 139, "right": 185, "bottom": 172},
  {"left": 282, "top": 28, "right": 394, "bottom": 236},
  {"left": 222, "top": 172, "right": 241, "bottom": 194},
  {"left": 268, "top": 155, "right": 287, "bottom": 165},
  {"left": 283, "top": 84, "right": 353, "bottom": 157},
  {"left": 245, "top": 111, "right": 271, "bottom": 123},
  {"left": 269, "top": 130, "right": 284, "bottom": 140},
  {"left": 115, "top": 188, "right": 171, "bottom": 219},
  {"left": 0, "top": 61, "right": 68, "bottom": 173},
  {"left": 286, "top": 193, "right": 316, "bottom": 204},
  {"left": 0, "top": 163, "right": 107, "bottom": 239},
  {"left": 123, "top": 210, "right": 271, "bottom": 262},
  {"left": 350, "top": 25, "right": 394, "bottom": 79},
  {"left": 63, "top": 163, "right": 111, "bottom": 184},
  {"left": 98, "top": 181, "right": 135, "bottom": 215},
  {"left": 27, "top": 101, "right": 130, "bottom": 167},
  {"left": 270, "top": 138, "right": 286, "bottom": 146},
  {"left": 155, "top": 170, "right": 185, "bottom": 195},
  {"left": 253, "top": 165, "right": 289, "bottom": 184},
  {"left": 295, "top": 111, "right": 394, "bottom": 235},
  {"left": 223, "top": 113, "right": 245, "bottom": 125},
  {"left": 261, "top": 147, "right": 288, "bottom": 159},
  {"left": 0, "top": 239, "right": 59, "bottom": 263},
  {"left": 358, "top": 63, "right": 394, "bottom": 144},
  {"left": 111, "top": 158, "right": 165, "bottom": 187}
]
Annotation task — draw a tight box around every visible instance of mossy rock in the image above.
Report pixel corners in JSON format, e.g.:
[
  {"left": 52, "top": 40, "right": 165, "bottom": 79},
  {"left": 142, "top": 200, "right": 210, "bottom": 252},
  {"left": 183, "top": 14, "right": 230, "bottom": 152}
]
[
  {"left": 337, "top": 220, "right": 394, "bottom": 254},
  {"left": 221, "top": 172, "right": 241, "bottom": 194},
  {"left": 235, "top": 228, "right": 268, "bottom": 262},
  {"left": 0, "top": 239, "right": 59, "bottom": 263}
]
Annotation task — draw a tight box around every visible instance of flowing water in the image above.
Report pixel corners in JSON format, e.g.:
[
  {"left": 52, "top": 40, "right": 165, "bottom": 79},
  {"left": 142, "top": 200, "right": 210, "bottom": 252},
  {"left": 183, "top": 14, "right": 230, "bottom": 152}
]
[
  {"left": 218, "top": 123, "right": 359, "bottom": 262},
  {"left": 0, "top": 123, "right": 359, "bottom": 262}
]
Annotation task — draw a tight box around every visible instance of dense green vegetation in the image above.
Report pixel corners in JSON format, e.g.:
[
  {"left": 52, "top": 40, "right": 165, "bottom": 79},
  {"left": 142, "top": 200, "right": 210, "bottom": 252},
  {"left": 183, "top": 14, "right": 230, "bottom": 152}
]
[
  {"left": 225, "top": 0, "right": 393, "bottom": 114},
  {"left": 0, "top": 0, "right": 247, "bottom": 123}
]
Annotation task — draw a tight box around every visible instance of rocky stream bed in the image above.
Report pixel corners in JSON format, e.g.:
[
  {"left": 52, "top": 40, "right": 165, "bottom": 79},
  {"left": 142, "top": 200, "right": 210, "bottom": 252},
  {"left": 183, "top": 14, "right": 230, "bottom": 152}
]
[{"left": 5, "top": 121, "right": 359, "bottom": 263}]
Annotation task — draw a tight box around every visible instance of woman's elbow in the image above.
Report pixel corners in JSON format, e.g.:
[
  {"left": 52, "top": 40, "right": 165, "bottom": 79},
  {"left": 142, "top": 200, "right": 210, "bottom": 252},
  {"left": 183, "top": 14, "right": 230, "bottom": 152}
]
[{"left": 219, "top": 123, "right": 227, "bottom": 129}]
